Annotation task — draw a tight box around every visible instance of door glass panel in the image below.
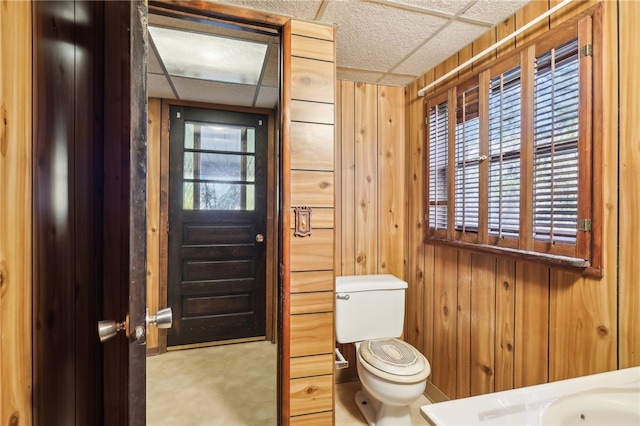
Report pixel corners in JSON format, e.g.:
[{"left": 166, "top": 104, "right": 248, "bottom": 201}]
[
  {"left": 183, "top": 121, "right": 256, "bottom": 211},
  {"left": 183, "top": 152, "right": 255, "bottom": 182},
  {"left": 183, "top": 182, "right": 255, "bottom": 211}
]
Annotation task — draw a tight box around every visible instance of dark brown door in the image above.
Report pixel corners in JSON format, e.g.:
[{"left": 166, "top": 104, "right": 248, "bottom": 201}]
[{"left": 168, "top": 106, "right": 268, "bottom": 346}]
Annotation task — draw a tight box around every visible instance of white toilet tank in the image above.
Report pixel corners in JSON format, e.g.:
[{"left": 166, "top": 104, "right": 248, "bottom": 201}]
[{"left": 335, "top": 274, "right": 408, "bottom": 344}]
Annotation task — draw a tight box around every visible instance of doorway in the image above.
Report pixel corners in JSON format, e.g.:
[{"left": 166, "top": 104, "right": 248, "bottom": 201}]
[
  {"left": 167, "top": 106, "right": 269, "bottom": 346},
  {"left": 144, "top": 5, "right": 282, "bottom": 425}
]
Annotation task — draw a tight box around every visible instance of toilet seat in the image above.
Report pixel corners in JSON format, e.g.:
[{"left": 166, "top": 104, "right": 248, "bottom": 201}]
[{"left": 358, "top": 338, "right": 431, "bottom": 384}]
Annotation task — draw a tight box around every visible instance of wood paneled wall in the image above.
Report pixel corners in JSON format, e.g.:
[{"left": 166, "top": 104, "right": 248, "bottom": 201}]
[
  {"left": 399, "top": 0, "right": 638, "bottom": 401},
  {"left": 284, "top": 20, "right": 337, "bottom": 425},
  {"left": 336, "top": 82, "right": 406, "bottom": 277},
  {"left": 618, "top": 0, "right": 640, "bottom": 369},
  {"left": 334, "top": 81, "right": 406, "bottom": 382},
  {"left": 0, "top": 2, "right": 33, "bottom": 425}
]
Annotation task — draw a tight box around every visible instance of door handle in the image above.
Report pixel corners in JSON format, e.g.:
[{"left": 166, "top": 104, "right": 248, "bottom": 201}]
[
  {"left": 256, "top": 233, "right": 265, "bottom": 243},
  {"left": 147, "top": 307, "right": 172, "bottom": 329},
  {"left": 98, "top": 307, "right": 172, "bottom": 343},
  {"left": 98, "top": 317, "right": 128, "bottom": 342}
]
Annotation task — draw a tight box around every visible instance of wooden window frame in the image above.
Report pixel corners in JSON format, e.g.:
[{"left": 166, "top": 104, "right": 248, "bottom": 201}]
[{"left": 423, "top": 6, "right": 603, "bottom": 276}]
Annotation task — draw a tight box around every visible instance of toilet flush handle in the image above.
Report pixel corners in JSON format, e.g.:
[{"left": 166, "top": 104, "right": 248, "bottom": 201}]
[{"left": 336, "top": 294, "right": 350, "bottom": 300}]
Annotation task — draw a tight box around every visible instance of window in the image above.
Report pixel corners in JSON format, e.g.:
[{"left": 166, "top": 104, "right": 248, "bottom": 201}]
[
  {"left": 183, "top": 122, "right": 256, "bottom": 211},
  {"left": 424, "top": 14, "right": 600, "bottom": 272}
]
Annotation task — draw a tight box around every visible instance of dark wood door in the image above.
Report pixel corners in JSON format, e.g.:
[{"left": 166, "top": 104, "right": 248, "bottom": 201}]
[{"left": 168, "top": 106, "right": 268, "bottom": 346}]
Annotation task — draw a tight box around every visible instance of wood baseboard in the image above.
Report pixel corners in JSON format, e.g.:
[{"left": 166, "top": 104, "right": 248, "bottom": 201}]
[{"left": 425, "top": 380, "right": 449, "bottom": 403}]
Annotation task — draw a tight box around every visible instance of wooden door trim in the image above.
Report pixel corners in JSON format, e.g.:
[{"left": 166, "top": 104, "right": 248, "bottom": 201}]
[
  {"left": 280, "top": 19, "right": 293, "bottom": 425},
  {"left": 129, "top": 0, "right": 149, "bottom": 423}
]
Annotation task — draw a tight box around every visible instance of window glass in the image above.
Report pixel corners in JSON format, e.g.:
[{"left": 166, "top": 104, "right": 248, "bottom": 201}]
[{"left": 183, "top": 121, "right": 256, "bottom": 211}]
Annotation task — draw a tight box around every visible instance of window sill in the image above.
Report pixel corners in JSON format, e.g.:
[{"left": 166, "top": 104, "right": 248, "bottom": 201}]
[{"left": 424, "top": 236, "right": 603, "bottom": 277}]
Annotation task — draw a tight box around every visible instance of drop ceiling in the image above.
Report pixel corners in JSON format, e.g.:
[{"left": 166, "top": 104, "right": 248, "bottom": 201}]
[{"left": 148, "top": 0, "right": 532, "bottom": 108}]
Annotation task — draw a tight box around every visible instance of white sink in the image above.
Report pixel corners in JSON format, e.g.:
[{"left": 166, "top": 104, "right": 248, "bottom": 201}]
[
  {"left": 542, "top": 390, "right": 640, "bottom": 425},
  {"left": 421, "top": 367, "right": 640, "bottom": 426}
]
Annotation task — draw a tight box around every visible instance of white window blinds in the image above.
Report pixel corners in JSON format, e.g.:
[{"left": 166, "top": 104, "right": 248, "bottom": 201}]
[
  {"left": 488, "top": 66, "right": 521, "bottom": 239},
  {"left": 454, "top": 86, "right": 480, "bottom": 232},
  {"left": 428, "top": 101, "right": 449, "bottom": 230},
  {"left": 533, "top": 38, "right": 580, "bottom": 245}
]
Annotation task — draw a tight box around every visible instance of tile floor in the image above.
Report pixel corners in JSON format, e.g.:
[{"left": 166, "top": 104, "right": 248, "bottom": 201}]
[
  {"left": 147, "top": 340, "right": 277, "bottom": 426},
  {"left": 147, "top": 341, "right": 431, "bottom": 425}
]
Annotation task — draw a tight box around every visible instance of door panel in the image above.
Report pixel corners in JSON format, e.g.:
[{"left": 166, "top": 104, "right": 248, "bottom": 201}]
[{"left": 168, "top": 106, "right": 268, "bottom": 346}]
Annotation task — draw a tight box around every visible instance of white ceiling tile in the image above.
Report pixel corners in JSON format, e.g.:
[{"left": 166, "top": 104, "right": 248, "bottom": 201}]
[
  {"left": 393, "top": 20, "right": 487, "bottom": 76},
  {"left": 324, "top": 1, "right": 449, "bottom": 72},
  {"left": 172, "top": 77, "right": 257, "bottom": 106},
  {"left": 148, "top": 73, "right": 176, "bottom": 99},
  {"left": 383, "top": 0, "right": 472, "bottom": 16},
  {"left": 337, "top": 68, "right": 385, "bottom": 84},
  {"left": 147, "top": 0, "right": 534, "bottom": 102},
  {"left": 377, "top": 73, "right": 417, "bottom": 87},
  {"left": 463, "top": 0, "right": 531, "bottom": 24},
  {"left": 207, "top": 0, "right": 323, "bottom": 20}
]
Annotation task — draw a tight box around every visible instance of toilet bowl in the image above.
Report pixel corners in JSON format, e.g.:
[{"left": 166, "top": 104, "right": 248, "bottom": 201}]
[
  {"left": 354, "top": 338, "right": 431, "bottom": 426},
  {"left": 335, "top": 274, "right": 432, "bottom": 426}
]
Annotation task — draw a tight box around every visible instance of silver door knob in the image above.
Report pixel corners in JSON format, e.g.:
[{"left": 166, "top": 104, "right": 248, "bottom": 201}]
[
  {"left": 98, "top": 319, "right": 126, "bottom": 342},
  {"left": 256, "top": 233, "right": 264, "bottom": 243},
  {"left": 147, "top": 307, "right": 172, "bottom": 329}
]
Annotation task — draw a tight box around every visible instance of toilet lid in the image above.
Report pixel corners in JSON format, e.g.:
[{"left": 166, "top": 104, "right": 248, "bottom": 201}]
[{"left": 359, "top": 338, "right": 425, "bottom": 376}]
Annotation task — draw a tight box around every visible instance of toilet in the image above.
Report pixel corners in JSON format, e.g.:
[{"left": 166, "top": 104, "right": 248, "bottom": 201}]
[{"left": 335, "top": 274, "right": 431, "bottom": 426}]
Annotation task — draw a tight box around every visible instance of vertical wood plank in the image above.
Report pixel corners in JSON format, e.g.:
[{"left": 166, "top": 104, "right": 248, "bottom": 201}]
[
  {"left": 470, "top": 254, "right": 496, "bottom": 396},
  {"left": 456, "top": 251, "right": 472, "bottom": 398},
  {"left": 458, "top": 45, "right": 473, "bottom": 81},
  {"left": 422, "top": 244, "right": 436, "bottom": 363},
  {"left": 496, "top": 16, "right": 517, "bottom": 59},
  {"left": 33, "top": 2, "right": 78, "bottom": 420},
  {"left": 146, "top": 98, "right": 161, "bottom": 352},
  {"left": 432, "top": 246, "right": 458, "bottom": 398},
  {"left": 618, "top": 0, "right": 640, "bottom": 369},
  {"left": 377, "top": 86, "right": 405, "bottom": 277},
  {"left": 0, "top": 1, "right": 32, "bottom": 424},
  {"left": 550, "top": 0, "right": 600, "bottom": 28},
  {"left": 472, "top": 28, "right": 497, "bottom": 72},
  {"left": 340, "top": 81, "right": 356, "bottom": 276},
  {"left": 334, "top": 81, "right": 343, "bottom": 276},
  {"left": 550, "top": 270, "right": 616, "bottom": 381},
  {"left": 514, "top": 263, "right": 549, "bottom": 388},
  {"left": 159, "top": 100, "right": 171, "bottom": 352},
  {"left": 406, "top": 79, "right": 425, "bottom": 353},
  {"left": 494, "top": 258, "right": 515, "bottom": 392},
  {"left": 354, "top": 83, "right": 378, "bottom": 274},
  {"left": 515, "top": 1, "right": 551, "bottom": 47},
  {"left": 434, "top": 54, "right": 460, "bottom": 92}
]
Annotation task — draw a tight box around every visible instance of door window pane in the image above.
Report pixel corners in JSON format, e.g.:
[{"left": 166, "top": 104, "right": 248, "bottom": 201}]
[{"left": 183, "top": 121, "right": 256, "bottom": 211}]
